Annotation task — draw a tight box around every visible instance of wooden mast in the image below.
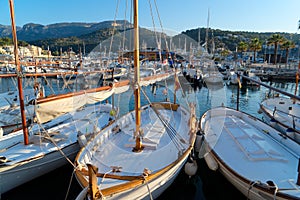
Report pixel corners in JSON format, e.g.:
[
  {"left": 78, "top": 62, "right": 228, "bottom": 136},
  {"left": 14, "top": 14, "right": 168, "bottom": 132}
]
[
  {"left": 174, "top": 68, "right": 177, "bottom": 104},
  {"left": 133, "top": 0, "right": 143, "bottom": 152},
  {"left": 9, "top": 0, "right": 29, "bottom": 145}
]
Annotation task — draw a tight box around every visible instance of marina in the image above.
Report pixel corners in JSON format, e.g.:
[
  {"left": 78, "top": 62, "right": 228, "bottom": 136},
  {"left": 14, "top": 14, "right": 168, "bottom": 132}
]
[
  {"left": 1, "top": 0, "right": 300, "bottom": 199},
  {"left": 1, "top": 73, "right": 299, "bottom": 199}
]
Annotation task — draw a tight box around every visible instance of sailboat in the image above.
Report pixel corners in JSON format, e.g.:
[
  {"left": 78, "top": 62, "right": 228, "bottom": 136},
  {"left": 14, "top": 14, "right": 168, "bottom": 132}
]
[
  {"left": 74, "top": 1, "right": 196, "bottom": 199},
  {"left": 199, "top": 106, "right": 300, "bottom": 199},
  {"left": 260, "top": 95, "right": 300, "bottom": 143},
  {"left": 0, "top": 87, "right": 36, "bottom": 135},
  {"left": 0, "top": 0, "right": 123, "bottom": 195},
  {"left": 259, "top": 65, "right": 300, "bottom": 143}
]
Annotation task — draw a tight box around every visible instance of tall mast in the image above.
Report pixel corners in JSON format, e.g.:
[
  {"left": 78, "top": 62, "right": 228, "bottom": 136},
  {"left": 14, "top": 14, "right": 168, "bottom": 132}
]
[
  {"left": 9, "top": 0, "right": 29, "bottom": 145},
  {"left": 133, "top": 0, "right": 142, "bottom": 152},
  {"left": 205, "top": 8, "right": 210, "bottom": 53},
  {"left": 198, "top": 27, "right": 201, "bottom": 50}
]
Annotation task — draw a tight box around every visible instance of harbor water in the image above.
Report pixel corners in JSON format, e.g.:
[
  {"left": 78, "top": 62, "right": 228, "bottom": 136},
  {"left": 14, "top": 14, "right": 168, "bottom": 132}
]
[{"left": 1, "top": 75, "right": 298, "bottom": 200}]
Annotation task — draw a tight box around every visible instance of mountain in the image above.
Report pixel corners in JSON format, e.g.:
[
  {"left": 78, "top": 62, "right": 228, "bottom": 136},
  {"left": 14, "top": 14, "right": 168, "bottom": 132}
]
[
  {"left": 30, "top": 25, "right": 171, "bottom": 56},
  {"left": 1, "top": 20, "right": 299, "bottom": 56},
  {"left": 0, "top": 20, "right": 131, "bottom": 41},
  {"left": 0, "top": 24, "right": 21, "bottom": 37}
]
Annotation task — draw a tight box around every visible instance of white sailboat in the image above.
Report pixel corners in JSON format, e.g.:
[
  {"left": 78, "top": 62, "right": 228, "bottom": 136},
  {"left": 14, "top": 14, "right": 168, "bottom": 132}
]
[
  {"left": 260, "top": 96, "right": 300, "bottom": 143},
  {"left": 199, "top": 106, "right": 300, "bottom": 199},
  {"left": 0, "top": 102, "right": 117, "bottom": 194},
  {"left": 0, "top": 1, "right": 120, "bottom": 195},
  {"left": 0, "top": 88, "right": 36, "bottom": 135},
  {"left": 202, "top": 63, "right": 224, "bottom": 88},
  {"left": 74, "top": 1, "right": 197, "bottom": 199}
]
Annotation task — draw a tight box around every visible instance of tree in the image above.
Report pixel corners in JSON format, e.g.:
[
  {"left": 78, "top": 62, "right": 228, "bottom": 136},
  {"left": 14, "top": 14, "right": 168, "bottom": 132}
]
[
  {"left": 220, "top": 49, "right": 231, "bottom": 58},
  {"left": 237, "top": 41, "right": 248, "bottom": 60},
  {"left": 267, "top": 34, "right": 285, "bottom": 64},
  {"left": 280, "top": 39, "right": 295, "bottom": 65},
  {"left": 249, "top": 38, "right": 262, "bottom": 63},
  {"left": 18, "top": 40, "right": 29, "bottom": 47},
  {"left": 0, "top": 37, "right": 13, "bottom": 46}
]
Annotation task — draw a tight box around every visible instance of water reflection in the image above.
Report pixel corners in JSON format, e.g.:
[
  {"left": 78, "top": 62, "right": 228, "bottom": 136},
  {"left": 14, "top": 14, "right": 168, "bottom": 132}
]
[{"left": 0, "top": 75, "right": 298, "bottom": 122}]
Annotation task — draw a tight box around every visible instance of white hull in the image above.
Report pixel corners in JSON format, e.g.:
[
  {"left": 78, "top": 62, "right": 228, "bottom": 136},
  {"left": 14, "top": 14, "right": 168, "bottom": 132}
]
[
  {"left": 260, "top": 97, "right": 300, "bottom": 143},
  {"left": 215, "top": 156, "right": 296, "bottom": 200},
  {"left": 0, "top": 143, "right": 78, "bottom": 194},
  {"left": 75, "top": 103, "right": 195, "bottom": 199},
  {"left": 200, "top": 107, "right": 300, "bottom": 199},
  {"left": 94, "top": 157, "right": 186, "bottom": 200},
  {"left": 0, "top": 103, "right": 116, "bottom": 194},
  {"left": 0, "top": 112, "right": 72, "bottom": 150},
  {"left": 203, "top": 71, "right": 224, "bottom": 87}
]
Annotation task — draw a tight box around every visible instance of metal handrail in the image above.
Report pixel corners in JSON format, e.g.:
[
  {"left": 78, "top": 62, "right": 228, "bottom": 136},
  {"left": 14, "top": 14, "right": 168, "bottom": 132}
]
[{"left": 239, "top": 74, "right": 300, "bottom": 101}]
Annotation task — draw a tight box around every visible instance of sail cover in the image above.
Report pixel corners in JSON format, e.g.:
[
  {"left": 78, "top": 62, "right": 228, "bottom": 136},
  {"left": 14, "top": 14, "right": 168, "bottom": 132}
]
[{"left": 35, "top": 81, "right": 130, "bottom": 123}]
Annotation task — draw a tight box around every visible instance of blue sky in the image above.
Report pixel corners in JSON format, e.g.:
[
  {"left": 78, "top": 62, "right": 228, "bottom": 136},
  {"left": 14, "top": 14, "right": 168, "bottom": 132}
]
[{"left": 1, "top": 0, "right": 300, "bottom": 35}]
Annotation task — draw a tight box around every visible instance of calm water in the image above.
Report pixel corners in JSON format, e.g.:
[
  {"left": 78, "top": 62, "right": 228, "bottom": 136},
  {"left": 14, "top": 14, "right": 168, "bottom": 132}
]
[{"left": 1, "top": 75, "right": 298, "bottom": 200}]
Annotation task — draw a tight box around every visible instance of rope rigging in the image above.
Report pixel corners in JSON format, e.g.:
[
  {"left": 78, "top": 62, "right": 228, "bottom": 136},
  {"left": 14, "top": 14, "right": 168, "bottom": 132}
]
[{"left": 139, "top": 83, "right": 187, "bottom": 151}]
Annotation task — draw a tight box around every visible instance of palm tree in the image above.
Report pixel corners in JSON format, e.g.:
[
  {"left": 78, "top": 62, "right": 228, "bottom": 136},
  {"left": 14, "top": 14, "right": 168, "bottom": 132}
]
[
  {"left": 280, "top": 39, "right": 295, "bottom": 66},
  {"left": 249, "top": 38, "right": 262, "bottom": 63},
  {"left": 237, "top": 41, "right": 248, "bottom": 60},
  {"left": 267, "top": 34, "right": 285, "bottom": 65}
]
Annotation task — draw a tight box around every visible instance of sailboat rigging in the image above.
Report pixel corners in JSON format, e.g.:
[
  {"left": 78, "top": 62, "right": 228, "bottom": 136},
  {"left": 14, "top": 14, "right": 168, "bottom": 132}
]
[
  {"left": 9, "top": 0, "right": 29, "bottom": 145},
  {"left": 74, "top": 0, "right": 197, "bottom": 199},
  {"left": 0, "top": 0, "right": 126, "bottom": 195},
  {"left": 133, "top": 0, "right": 142, "bottom": 152}
]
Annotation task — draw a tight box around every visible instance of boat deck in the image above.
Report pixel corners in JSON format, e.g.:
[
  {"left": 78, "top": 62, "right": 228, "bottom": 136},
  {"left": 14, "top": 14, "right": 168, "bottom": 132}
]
[{"left": 203, "top": 108, "right": 300, "bottom": 197}]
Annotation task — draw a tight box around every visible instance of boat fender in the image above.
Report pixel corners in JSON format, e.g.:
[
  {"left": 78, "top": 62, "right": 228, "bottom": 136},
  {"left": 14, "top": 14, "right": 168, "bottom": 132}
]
[
  {"left": 77, "top": 131, "right": 87, "bottom": 147},
  {"left": 184, "top": 159, "right": 198, "bottom": 178},
  {"left": 194, "top": 131, "right": 203, "bottom": 152},
  {"left": 110, "top": 109, "right": 116, "bottom": 116},
  {"left": 197, "top": 133, "right": 206, "bottom": 159},
  {"left": 0, "top": 127, "right": 3, "bottom": 137},
  {"left": 204, "top": 152, "right": 218, "bottom": 171}
]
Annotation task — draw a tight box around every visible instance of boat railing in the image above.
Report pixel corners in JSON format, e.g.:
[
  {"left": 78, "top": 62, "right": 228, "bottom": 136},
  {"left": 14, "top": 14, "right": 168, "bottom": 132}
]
[
  {"left": 272, "top": 107, "right": 299, "bottom": 130},
  {"left": 238, "top": 74, "right": 300, "bottom": 101},
  {"left": 235, "top": 74, "right": 300, "bottom": 112}
]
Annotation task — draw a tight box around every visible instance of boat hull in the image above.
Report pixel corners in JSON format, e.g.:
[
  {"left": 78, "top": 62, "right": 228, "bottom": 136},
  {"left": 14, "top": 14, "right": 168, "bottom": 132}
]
[
  {"left": 200, "top": 107, "right": 300, "bottom": 200},
  {"left": 101, "top": 157, "right": 186, "bottom": 200},
  {"left": 212, "top": 151, "right": 298, "bottom": 200},
  {"left": 75, "top": 102, "right": 195, "bottom": 200},
  {"left": 260, "top": 97, "right": 300, "bottom": 143},
  {"left": 0, "top": 143, "right": 79, "bottom": 194}
]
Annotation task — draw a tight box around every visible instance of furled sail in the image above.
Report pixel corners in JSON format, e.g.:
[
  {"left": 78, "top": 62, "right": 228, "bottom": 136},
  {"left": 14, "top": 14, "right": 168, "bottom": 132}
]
[{"left": 35, "top": 80, "right": 129, "bottom": 123}]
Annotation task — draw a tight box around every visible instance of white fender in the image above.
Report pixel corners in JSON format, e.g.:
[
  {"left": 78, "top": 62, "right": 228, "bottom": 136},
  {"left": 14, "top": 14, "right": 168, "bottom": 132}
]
[
  {"left": 194, "top": 134, "right": 203, "bottom": 152},
  {"left": 184, "top": 159, "right": 198, "bottom": 178},
  {"left": 204, "top": 152, "right": 218, "bottom": 171},
  {"left": 77, "top": 131, "right": 87, "bottom": 147}
]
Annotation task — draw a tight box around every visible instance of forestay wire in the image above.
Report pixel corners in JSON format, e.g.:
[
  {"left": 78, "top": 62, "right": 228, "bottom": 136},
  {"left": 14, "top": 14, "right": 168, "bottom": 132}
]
[{"left": 139, "top": 84, "right": 187, "bottom": 151}]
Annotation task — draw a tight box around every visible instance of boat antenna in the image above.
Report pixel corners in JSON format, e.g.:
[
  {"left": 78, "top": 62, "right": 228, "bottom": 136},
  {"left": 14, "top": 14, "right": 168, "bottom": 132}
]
[{"left": 9, "top": 0, "right": 29, "bottom": 145}]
